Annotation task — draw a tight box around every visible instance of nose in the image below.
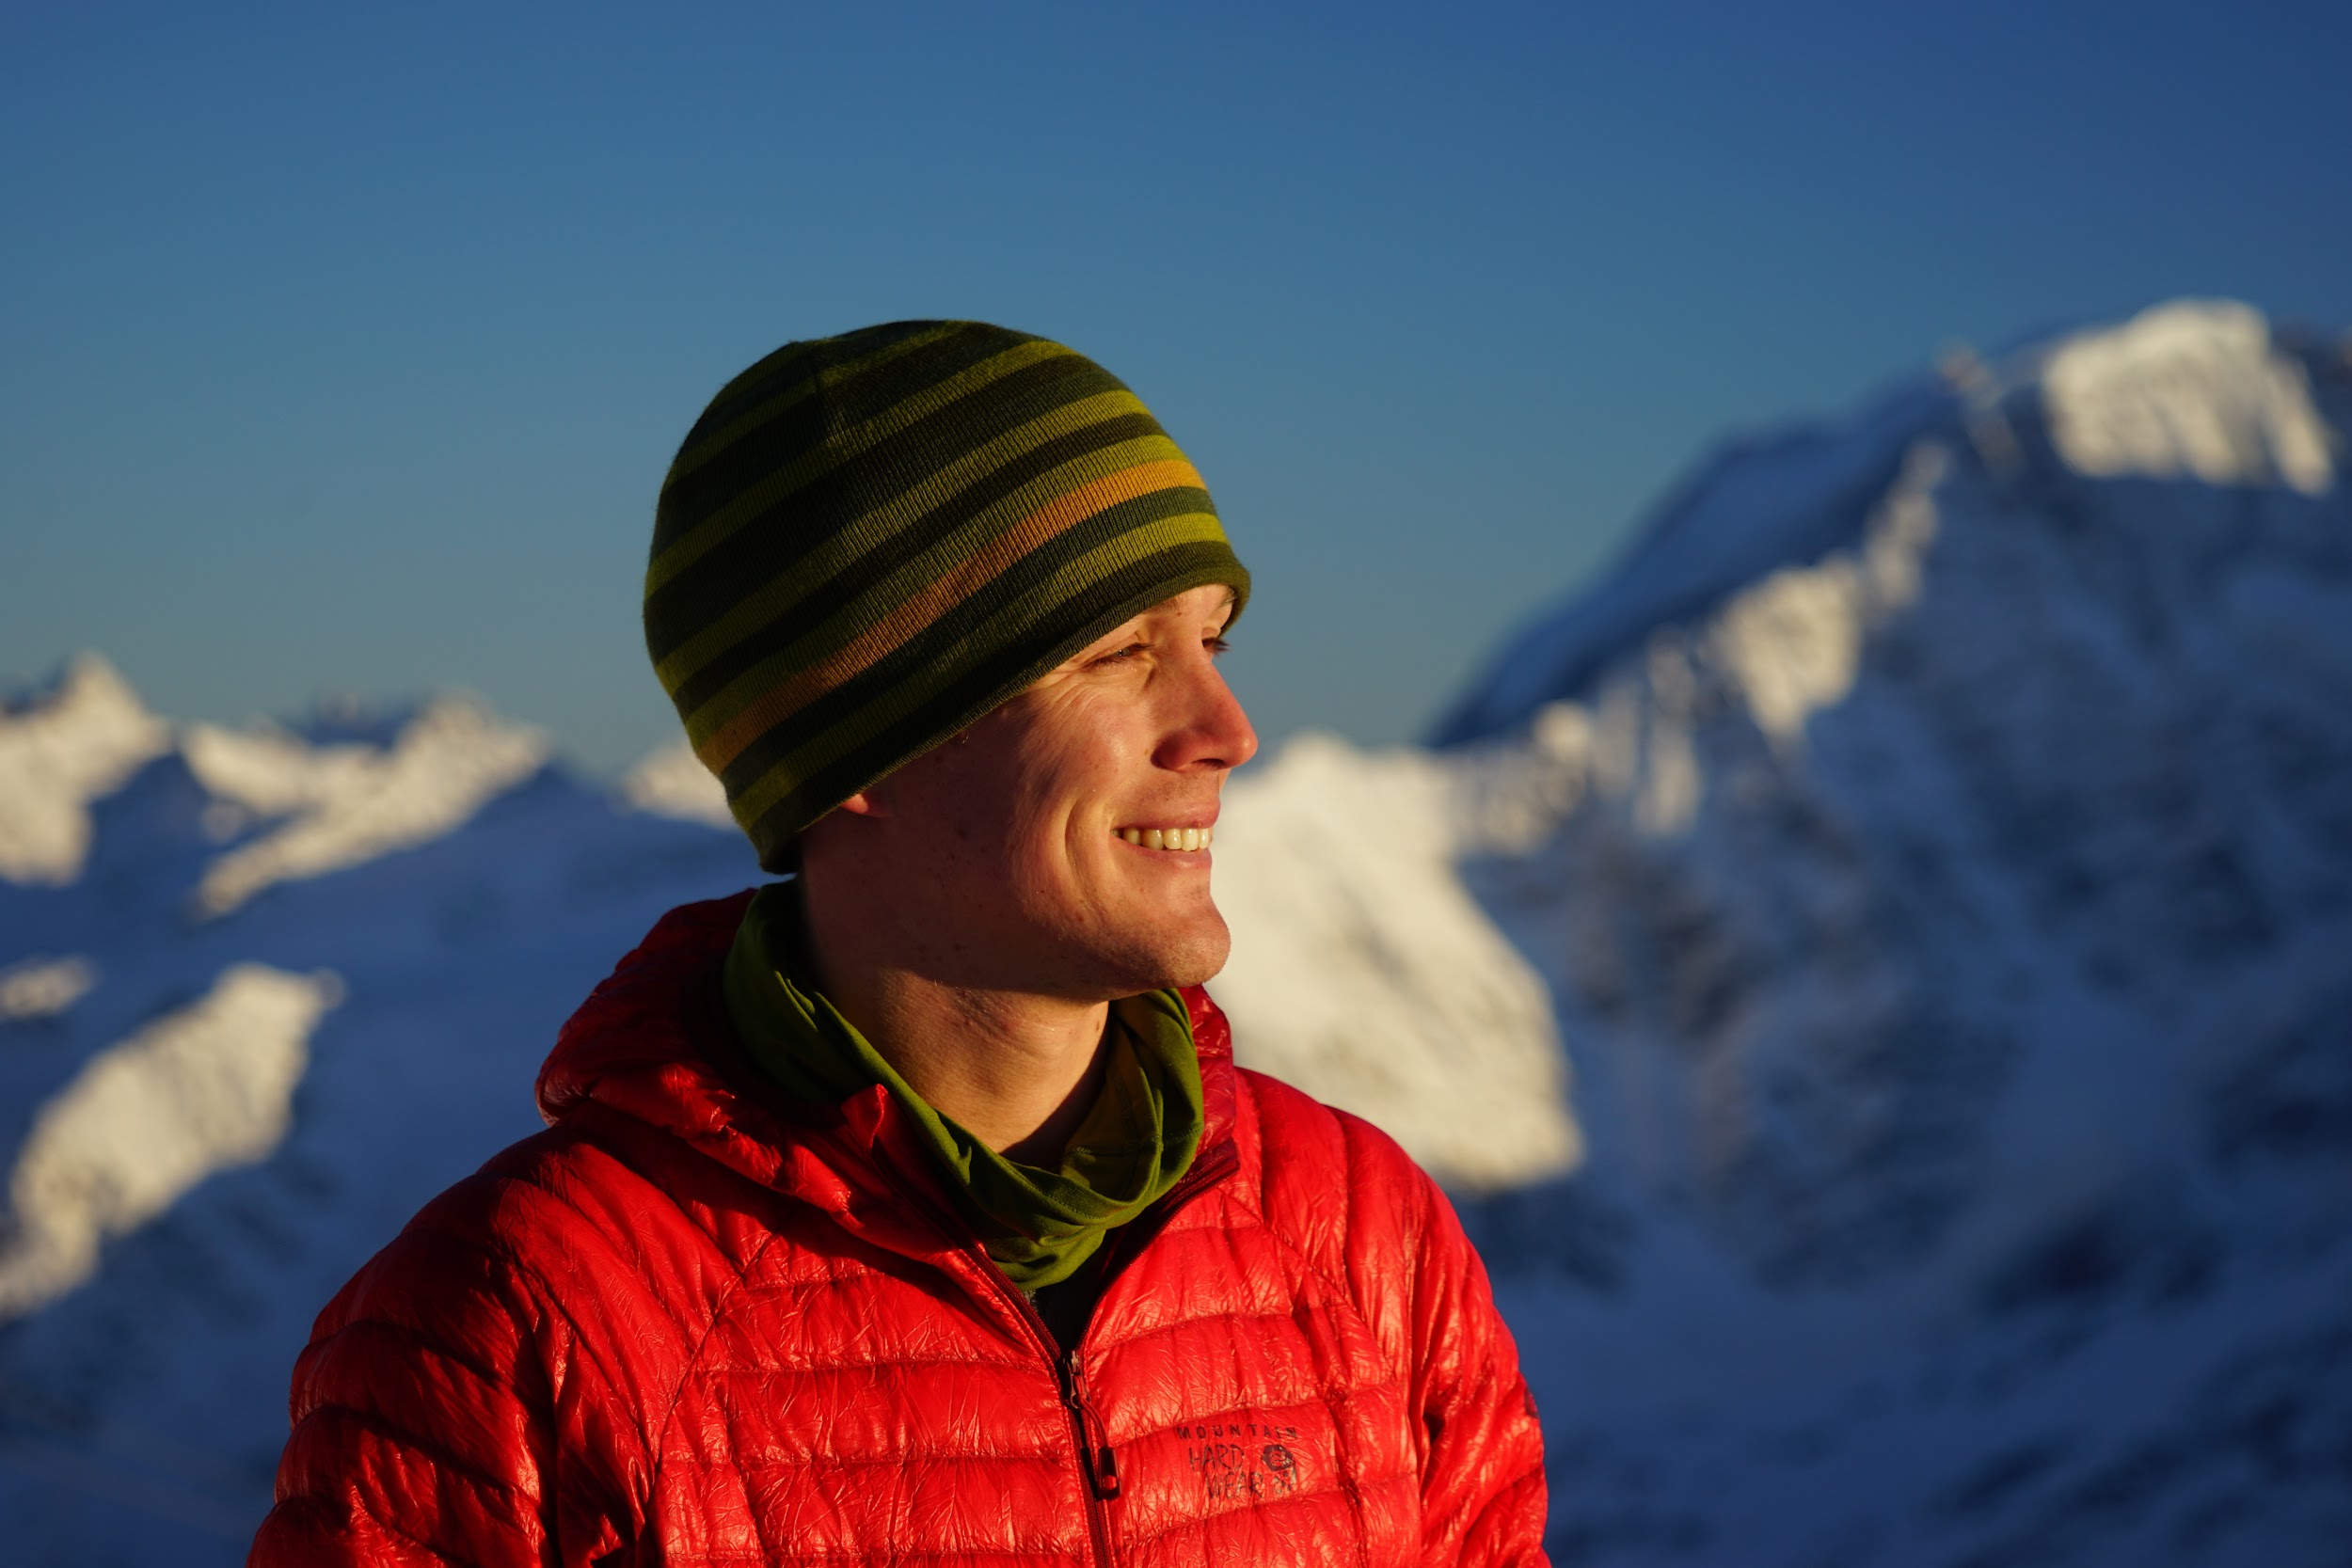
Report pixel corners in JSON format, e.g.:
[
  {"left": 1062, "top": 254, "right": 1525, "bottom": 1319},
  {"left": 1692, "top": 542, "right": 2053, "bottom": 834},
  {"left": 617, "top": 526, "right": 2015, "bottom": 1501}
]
[{"left": 1156, "top": 647, "right": 1259, "bottom": 775}]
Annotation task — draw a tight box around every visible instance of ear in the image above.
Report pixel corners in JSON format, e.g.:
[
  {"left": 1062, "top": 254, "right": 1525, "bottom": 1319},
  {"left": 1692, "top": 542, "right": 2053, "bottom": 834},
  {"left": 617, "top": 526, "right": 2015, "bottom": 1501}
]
[{"left": 832, "top": 785, "right": 889, "bottom": 818}]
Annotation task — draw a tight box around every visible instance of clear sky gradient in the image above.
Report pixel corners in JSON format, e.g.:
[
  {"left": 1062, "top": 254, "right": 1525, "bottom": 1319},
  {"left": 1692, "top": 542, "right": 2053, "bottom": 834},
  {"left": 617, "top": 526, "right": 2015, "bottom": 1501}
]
[{"left": 5, "top": 1, "right": 2346, "bottom": 772}]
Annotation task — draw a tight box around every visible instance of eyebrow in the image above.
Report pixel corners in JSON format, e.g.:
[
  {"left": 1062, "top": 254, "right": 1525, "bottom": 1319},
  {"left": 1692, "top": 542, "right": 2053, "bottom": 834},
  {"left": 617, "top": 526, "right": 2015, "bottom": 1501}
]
[{"left": 1080, "top": 589, "right": 1237, "bottom": 658}]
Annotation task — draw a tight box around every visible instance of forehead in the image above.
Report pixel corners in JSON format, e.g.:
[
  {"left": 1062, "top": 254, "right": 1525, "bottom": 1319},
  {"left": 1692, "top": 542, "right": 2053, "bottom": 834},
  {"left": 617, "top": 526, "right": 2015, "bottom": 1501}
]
[{"left": 1081, "top": 583, "right": 1239, "bottom": 643}]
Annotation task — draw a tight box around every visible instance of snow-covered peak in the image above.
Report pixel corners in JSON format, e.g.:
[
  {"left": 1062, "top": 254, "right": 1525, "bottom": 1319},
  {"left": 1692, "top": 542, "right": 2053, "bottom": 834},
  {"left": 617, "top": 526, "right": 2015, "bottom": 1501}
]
[
  {"left": 618, "top": 738, "right": 736, "bottom": 830},
  {"left": 183, "top": 696, "right": 550, "bottom": 918},
  {"left": 1213, "top": 733, "right": 1581, "bottom": 1188},
  {"left": 1436, "top": 297, "right": 2339, "bottom": 748},
  {"left": 0, "top": 655, "right": 171, "bottom": 886},
  {"left": 1426, "top": 304, "right": 2352, "bottom": 1277},
  {"left": 0, "top": 964, "right": 341, "bottom": 1319},
  {"left": 1430, "top": 383, "right": 1955, "bottom": 746},
  {"left": 2039, "top": 298, "right": 2335, "bottom": 494},
  {"left": 0, "top": 955, "right": 97, "bottom": 1023},
  {"left": 0, "top": 664, "right": 565, "bottom": 916}
]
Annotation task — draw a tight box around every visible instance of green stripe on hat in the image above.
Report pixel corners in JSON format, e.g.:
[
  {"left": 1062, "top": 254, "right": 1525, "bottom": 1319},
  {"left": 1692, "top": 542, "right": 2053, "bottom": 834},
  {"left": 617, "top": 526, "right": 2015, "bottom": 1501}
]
[
  {"left": 647, "top": 335, "right": 1075, "bottom": 602},
  {"left": 654, "top": 400, "right": 1165, "bottom": 708},
  {"left": 645, "top": 321, "right": 1249, "bottom": 872}
]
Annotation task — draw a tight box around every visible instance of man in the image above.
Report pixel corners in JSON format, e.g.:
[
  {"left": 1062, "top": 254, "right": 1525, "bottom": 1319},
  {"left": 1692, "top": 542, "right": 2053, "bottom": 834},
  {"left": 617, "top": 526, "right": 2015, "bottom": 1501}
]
[{"left": 250, "top": 322, "right": 1549, "bottom": 1565}]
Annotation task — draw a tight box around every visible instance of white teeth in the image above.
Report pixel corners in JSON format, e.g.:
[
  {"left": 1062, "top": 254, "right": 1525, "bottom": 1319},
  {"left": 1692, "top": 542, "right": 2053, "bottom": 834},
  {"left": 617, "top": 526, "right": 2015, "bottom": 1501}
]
[{"left": 1117, "top": 825, "right": 1215, "bottom": 850}]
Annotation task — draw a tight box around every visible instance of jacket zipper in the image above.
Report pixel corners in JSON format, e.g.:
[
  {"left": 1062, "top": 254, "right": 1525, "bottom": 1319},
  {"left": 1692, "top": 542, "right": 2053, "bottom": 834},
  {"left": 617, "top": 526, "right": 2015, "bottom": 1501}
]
[
  {"left": 857, "top": 1157, "right": 1118, "bottom": 1564},
  {"left": 1025, "top": 1140, "right": 1239, "bottom": 1561},
  {"left": 862, "top": 1132, "right": 1242, "bottom": 1568},
  {"left": 1058, "top": 1348, "right": 1120, "bottom": 1501},
  {"left": 1057, "top": 1339, "right": 1120, "bottom": 1568}
]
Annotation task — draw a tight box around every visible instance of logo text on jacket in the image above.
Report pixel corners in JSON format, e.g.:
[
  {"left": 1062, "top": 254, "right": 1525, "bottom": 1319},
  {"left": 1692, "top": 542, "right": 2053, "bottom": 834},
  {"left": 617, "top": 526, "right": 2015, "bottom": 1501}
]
[{"left": 1178, "top": 1420, "right": 1306, "bottom": 1502}]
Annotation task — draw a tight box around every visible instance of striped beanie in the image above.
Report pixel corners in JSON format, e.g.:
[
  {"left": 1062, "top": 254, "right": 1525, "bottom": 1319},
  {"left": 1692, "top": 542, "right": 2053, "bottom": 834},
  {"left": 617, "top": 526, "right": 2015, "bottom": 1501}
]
[{"left": 645, "top": 321, "right": 1250, "bottom": 872}]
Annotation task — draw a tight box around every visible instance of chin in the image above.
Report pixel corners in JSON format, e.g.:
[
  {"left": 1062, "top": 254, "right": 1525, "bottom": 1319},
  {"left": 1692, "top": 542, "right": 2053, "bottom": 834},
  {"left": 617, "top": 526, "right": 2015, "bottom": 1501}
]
[
  {"left": 1126, "top": 911, "right": 1232, "bottom": 993},
  {"left": 1053, "top": 899, "right": 1228, "bottom": 998}
]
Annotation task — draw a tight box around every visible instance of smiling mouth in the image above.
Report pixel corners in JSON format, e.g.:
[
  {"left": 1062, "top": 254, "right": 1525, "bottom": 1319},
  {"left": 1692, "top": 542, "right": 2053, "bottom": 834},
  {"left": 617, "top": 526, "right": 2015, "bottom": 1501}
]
[{"left": 1115, "top": 825, "right": 1213, "bottom": 851}]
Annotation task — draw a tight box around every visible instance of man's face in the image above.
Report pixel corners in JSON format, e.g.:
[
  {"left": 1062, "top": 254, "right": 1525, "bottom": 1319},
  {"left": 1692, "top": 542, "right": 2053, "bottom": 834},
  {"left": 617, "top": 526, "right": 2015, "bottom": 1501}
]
[{"left": 825, "top": 583, "right": 1256, "bottom": 1001}]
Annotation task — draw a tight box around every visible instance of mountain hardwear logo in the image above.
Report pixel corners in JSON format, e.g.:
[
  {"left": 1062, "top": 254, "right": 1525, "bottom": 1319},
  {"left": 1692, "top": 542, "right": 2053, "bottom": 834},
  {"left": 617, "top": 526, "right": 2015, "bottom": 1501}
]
[{"left": 1178, "top": 1419, "right": 1306, "bottom": 1501}]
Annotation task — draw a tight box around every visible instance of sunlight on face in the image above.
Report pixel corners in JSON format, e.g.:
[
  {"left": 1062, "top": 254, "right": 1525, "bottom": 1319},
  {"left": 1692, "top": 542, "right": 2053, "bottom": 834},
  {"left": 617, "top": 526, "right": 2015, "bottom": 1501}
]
[{"left": 854, "top": 583, "right": 1256, "bottom": 1000}]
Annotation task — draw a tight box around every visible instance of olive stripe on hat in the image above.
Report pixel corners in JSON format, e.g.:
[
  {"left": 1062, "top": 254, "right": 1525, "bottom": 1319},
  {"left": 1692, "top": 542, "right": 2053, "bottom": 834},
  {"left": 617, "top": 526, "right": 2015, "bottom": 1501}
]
[
  {"left": 655, "top": 410, "right": 1172, "bottom": 706},
  {"left": 674, "top": 320, "right": 968, "bottom": 475},
  {"left": 647, "top": 337, "right": 1078, "bottom": 604},
  {"left": 644, "top": 320, "right": 1249, "bottom": 871}
]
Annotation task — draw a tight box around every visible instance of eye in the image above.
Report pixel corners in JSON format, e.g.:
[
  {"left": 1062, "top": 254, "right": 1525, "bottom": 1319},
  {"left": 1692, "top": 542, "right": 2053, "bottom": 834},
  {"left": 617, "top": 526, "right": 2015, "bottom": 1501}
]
[
  {"left": 1204, "top": 635, "right": 1232, "bottom": 657},
  {"left": 1088, "top": 641, "right": 1147, "bottom": 668}
]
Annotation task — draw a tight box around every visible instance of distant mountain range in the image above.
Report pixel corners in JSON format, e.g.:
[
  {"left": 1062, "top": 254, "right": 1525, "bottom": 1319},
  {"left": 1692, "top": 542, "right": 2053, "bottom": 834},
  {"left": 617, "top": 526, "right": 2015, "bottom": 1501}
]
[{"left": 3, "top": 298, "right": 2347, "bottom": 1565}]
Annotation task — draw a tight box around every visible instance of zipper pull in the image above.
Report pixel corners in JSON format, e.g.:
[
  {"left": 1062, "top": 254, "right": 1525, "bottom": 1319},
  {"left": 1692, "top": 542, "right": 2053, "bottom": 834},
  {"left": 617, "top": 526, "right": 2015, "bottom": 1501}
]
[{"left": 1060, "top": 1350, "right": 1122, "bottom": 1500}]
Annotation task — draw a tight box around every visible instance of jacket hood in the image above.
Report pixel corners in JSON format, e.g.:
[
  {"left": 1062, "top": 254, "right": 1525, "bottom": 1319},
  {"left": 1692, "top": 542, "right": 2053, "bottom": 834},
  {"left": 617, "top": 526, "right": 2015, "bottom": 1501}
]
[{"left": 535, "top": 891, "right": 1241, "bottom": 1208}]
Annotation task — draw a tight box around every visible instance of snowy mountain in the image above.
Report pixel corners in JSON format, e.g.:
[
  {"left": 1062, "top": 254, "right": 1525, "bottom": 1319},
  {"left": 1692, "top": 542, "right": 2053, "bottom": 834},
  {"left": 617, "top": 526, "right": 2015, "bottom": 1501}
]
[
  {"left": 1427, "top": 298, "right": 2352, "bottom": 1564},
  {"left": 0, "top": 682, "right": 765, "bottom": 1559},
  {"left": 2, "top": 298, "right": 2347, "bottom": 1564}
]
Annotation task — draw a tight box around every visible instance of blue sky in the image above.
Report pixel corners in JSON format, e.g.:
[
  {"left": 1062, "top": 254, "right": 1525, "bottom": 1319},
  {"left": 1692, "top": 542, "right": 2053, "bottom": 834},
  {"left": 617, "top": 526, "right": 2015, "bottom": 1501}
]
[{"left": 5, "top": 0, "right": 2347, "bottom": 772}]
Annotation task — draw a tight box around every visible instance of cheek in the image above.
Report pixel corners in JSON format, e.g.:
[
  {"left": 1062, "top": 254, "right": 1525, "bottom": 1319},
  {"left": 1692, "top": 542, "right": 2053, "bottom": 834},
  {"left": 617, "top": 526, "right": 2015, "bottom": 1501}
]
[
  {"left": 1012, "top": 778, "right": 1123, "bottom": 907},
  {"left": 907, "top": 694, "right": 1135, "bottom": 891}
]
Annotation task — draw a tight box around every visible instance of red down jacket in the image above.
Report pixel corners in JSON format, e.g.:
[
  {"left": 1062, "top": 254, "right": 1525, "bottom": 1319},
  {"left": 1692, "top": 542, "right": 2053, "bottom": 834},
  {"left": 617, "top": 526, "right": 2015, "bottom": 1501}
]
[{"left": 251, "top": 892, "right": 1549, "bottom": 1566}]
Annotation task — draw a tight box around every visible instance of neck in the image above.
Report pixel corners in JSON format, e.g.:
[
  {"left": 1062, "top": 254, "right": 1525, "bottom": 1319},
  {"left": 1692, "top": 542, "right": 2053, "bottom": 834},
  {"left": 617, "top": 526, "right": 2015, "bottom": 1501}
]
[{"left": 800, "top": 894, "right": 1114, "bottom": 1164}]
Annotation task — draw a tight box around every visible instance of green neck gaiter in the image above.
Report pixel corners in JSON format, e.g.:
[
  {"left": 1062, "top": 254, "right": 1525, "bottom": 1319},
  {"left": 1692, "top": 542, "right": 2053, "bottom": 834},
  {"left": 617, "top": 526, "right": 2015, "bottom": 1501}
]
[{"left": 722, "top": 883, "right": 1205, "bottom": 1291}]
